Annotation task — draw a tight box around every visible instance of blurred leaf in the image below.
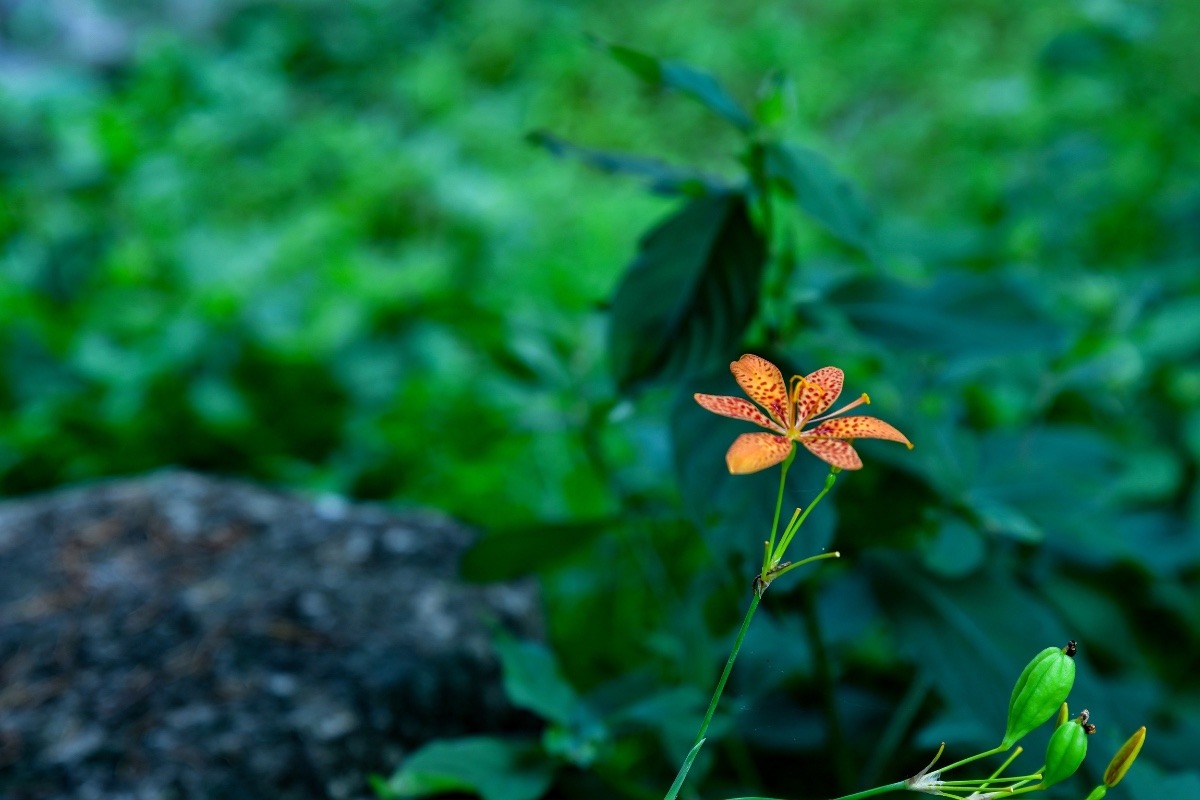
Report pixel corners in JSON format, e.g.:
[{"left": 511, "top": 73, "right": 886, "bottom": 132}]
[
  {"left": 461, "top": 519, "right": 612, "bottom": 582},
  {"left": 1137, "top": 295, "right": 1200, "bottom": 362},
  {"left": 1122, "top": 762, "right": 1200, "bottom": 800},
  {"left": 821, "top": 272, "right": 1065, "bottom": 359},
  {"left": 872, "top": 557, "right": 1076, "bottom": 749},
  {"left": 601, "top": 42, "right": 754, "bottom": 132},
  {"left": 609, "top": 193, "right": 768, "bottom": 390},
  {"left": 494, "top": 634, "right": 580, "bottom": 726},
  {"left": 919, "top": 513, "right": 987, "bottom": 577},
  {"left": 604, "top": 685, "right": 707, "bottom": 763},
  {"left": 754, "top": 71, "right": 795, "bottom": 130},
  {"left": 765, "top": 142, "right": 876, "bottom": 253},
  {"left": 384, "top": 737, "right": 555, "bottom": 800},
  {"left": 527, "top": 131, "right": 727, "bottom": 196}
]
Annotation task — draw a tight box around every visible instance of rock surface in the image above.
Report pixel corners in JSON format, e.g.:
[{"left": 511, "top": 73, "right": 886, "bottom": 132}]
[{"left": 0, "top": 471, "right": 541, "bottom": 800}]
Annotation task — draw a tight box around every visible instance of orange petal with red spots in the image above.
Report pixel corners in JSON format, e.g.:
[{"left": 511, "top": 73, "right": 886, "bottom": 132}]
[
  {"left": 694, "top": 394, "right": 785, "bottom": 432},
  {"left": 800, "top": 437, "right": 863, "bottom": 470},
  {"left": 807, "top": 416, "right": 912, "bottom": 447},
  {"left": 804, "top": 367, "right": 844, "bottom": 416},
  {"left": 725, "top": 432, "right": 794, "bottom": 475},
  {"left": 730, "top": 354, "right": 791, "bottom": 427}
]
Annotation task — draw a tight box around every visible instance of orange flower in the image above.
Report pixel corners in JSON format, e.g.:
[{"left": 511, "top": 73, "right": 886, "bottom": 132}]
[{"left": 695, "top": 354, "right": 912, "bottom": 474}]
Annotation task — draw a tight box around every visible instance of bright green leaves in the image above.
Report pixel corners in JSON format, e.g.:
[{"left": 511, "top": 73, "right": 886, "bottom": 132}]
[{"left": 608, "top": 194, "right": 767, "bottom": 390}]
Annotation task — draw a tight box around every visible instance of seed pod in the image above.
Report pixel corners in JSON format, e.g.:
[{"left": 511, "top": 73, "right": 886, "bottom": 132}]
[
  {"left": 1055, "top": 701, "right": 1069, "bottom": 728},
  {"left": 1042, "top": 713, "right": 1091, "bottom": 787},
  {"left": 1001, "top": 641, "right": 1077, "bottom": 748},
  {"left": 1084, "top": 787, "right": 1108, "bottom": 800},
  {"left": 1103, "top": 726, "right": 1147, "bottom": 787}
]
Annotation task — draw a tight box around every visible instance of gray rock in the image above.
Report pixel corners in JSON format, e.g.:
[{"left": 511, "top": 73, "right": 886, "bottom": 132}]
[{"left": 0, "top": 471, "right": 541, "bottom": 799}]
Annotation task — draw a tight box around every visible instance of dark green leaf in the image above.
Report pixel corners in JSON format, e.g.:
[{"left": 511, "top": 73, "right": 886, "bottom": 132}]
[
  {"left": 385, "top": 737, "right": 555, "bottom": 800},
  {"left": 765, "top": 142, "right": 877, "bottom": 253},
  {"left": 494, "top": 634, "right": 580, "bottom": 725},
  {"left": 609, "top": 193, "right": 768, "bottom": 390},
  {"left": 461, "top": 519, "right": 612, "bottom": 583},
  {"left": 821, "top": 271, "right": 1065, "bottom": 358},
  {"left": 526, "top": 131, "right": 728, "bottom": 196},
  {"left": 871, "top": 557, "right": 1076, "bottom": 749},
  {"left": 918, "top": 513, "right": 987, "bottom": 577},
  {"left": 602, "top": 42, "right": 755, "bottom": 131}
]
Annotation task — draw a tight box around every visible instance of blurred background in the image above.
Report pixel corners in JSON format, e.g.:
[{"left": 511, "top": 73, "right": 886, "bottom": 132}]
[{"left": 1, "top": 0, "right": 1198, "bottom": 799}]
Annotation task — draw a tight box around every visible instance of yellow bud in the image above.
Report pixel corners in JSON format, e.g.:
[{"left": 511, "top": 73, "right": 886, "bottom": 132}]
[
  {"left": 1055, "top": 702, "right": 1069, "bottom": 728},
  {"left": 1103, "top": 726, "right": 1146, "bottom": 788}
]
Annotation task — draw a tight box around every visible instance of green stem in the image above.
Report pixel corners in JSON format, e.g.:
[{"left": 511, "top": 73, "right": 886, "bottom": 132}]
[
  {"left": 663, "top": 595, "right": 762, "bottom": 800},
  {"left": 765, "top": 550, "right": 840, "bottom": 581},
  {"left": 724, "top": 782, "right": 908, "bottom": 800},
  {"left": 937, "top": 744, "right": 1009, "bottom": 775},
  {"left": 765, "top": 449, "right": 796, "bottom": 573},
  {"left": 773, "top": 469, "right": 838, "bottom": 563},
  {"left": 690, "top": 594, "right": 761, "bottom": 749},
  {"left": 827, "top": 780, "right": 908, "bottom": 800}
]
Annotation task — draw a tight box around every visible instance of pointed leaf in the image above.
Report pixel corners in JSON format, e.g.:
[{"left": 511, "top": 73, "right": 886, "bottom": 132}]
[
  {"left": 603, "top": 43, "right": 754, "bottom": 131},
  {"left": 461, "top": 519, "right": 611, "bottom": 582},
  {"left": 664, "top": 738, "right": 707, "bottom": 800},
  {"left": 821, "top": 271, "right": 1065, "bottom": 359},
  {"left": 527, "top": 131, "right": 726, "bottom": 196},
  {"left": 385, "top": 737, "right": 555, "bottom": 800},
  {"left": 609, "top": 193, "right": 768, "bottom": 390},
  {"left": 494, "top": 634, "right": 580, "bottom": 726},
  {"left": 765, "top": 142, "right": 876, "bottom": 253}
]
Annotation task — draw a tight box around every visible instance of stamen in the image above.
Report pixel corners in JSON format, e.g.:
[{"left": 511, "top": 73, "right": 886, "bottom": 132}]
[
  {"left": 788, "top": 375, "right": 806, "bottom": 429},
  {"left": 810, "top": 392, "right": 870, "bottom": 424}
]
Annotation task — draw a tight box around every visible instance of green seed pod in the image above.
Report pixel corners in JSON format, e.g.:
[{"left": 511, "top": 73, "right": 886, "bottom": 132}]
[
  {"left": 1103, "top": 726, "right": 1146, "bottom": 787},
  {"left": 1001, "top": 641, "right": 1077, "bottom": 748},
  {"left": 1085, "top": 787, "right": 1108, "bottom": 800},
  {"left": 1055, "top": 701, "right": 1069, "bottom": 728},
  {"left": 1042, "top": 713, "right": 1091, "bottom": 788}
]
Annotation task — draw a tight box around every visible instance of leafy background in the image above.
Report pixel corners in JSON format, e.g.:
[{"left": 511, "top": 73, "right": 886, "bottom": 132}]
[{"left": 2, "top": 1, "right": 1198, "bottom": 799}]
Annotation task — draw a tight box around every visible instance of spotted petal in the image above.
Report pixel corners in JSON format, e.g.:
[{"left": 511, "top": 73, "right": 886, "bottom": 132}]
[
  {"left": 730, "top": 354, "right": 791, "bottom": 428},
  {"left": 725, "top": 432, "right": 794, "bottom": 474},
  {"left": 796, "top": 367, "right": 844, "bottom": 422},
  {"left": 806, "top": 416, "right": 912, "bottom": 447},
  {"left": 800, "top": 437, "right": 863, "bottom": 470},
  {"left": 694, "top": 394, "right": 785, "bottom": 433}
]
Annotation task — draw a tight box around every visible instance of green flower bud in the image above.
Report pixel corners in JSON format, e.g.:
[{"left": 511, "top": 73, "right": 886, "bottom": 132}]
[
  {"left": 1085, "top": 787, "right": 1108, "bottom": 800},
  {"left": 1001, "top": 641, "right": 1077, "bottom": 748},
  {"left": 1103, "top": 726, "right": 1146, "bottom": 787},
  {"left": 1055, "top": 701, "right": 1069, "bottom": 728},
  {"left": 1042, "top": 711, "right": 1092, "bottom": 788}
]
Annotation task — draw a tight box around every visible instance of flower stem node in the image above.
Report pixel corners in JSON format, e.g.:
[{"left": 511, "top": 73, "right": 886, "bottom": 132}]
[
  {"left": 1040, "top": 711, "right": 1092, "bottom": 788},
  {"left": 1001, "top": 641, "right": 1077, "bottom": 748}
]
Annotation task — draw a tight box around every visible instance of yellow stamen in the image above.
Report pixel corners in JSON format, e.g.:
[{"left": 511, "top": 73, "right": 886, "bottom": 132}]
[{"left": 811, "top": 392, "right": 870, "bottom": 424}]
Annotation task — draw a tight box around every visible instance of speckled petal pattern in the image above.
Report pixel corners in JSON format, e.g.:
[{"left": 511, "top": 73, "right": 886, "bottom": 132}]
[
  {"left": 725, "top": 432, "right": 794, "bottom": 474},
  {"left": 730, "top": 354, "right": 791, "bottom": 427}
]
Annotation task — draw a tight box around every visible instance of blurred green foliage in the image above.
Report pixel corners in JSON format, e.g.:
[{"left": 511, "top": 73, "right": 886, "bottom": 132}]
[{"left": 2, "top": 2, "right": 1199, "bottom": 800}]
